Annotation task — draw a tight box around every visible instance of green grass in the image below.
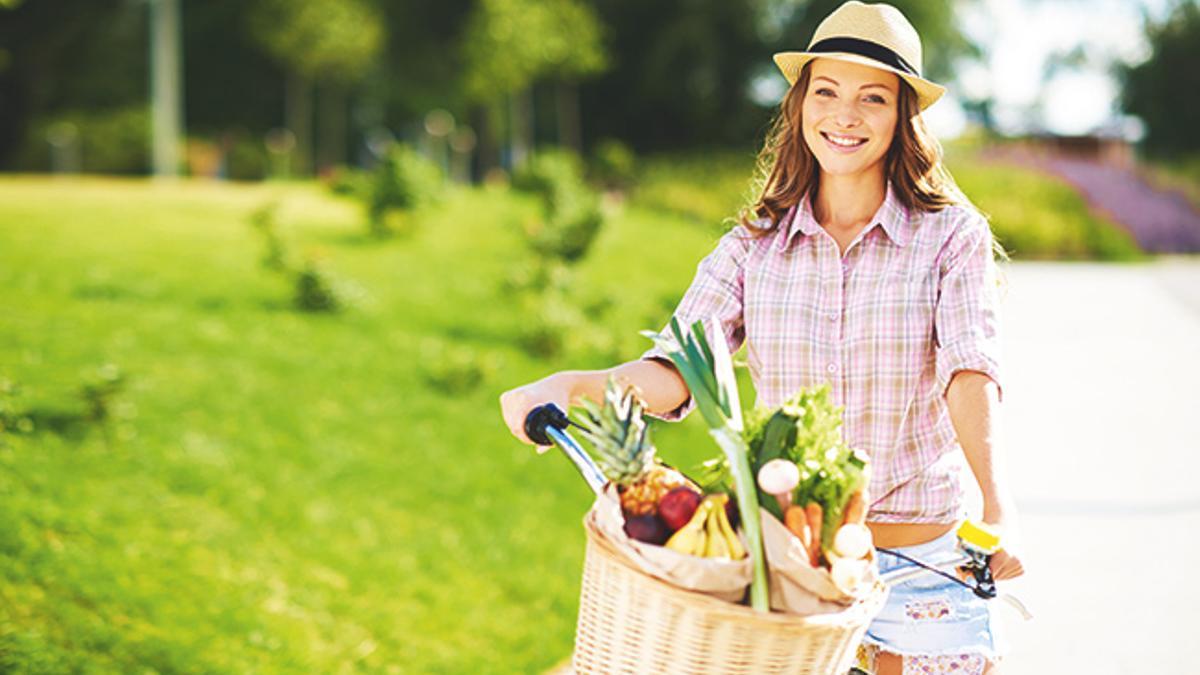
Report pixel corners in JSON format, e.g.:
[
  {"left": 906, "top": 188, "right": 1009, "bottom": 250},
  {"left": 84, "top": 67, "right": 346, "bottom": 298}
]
[{"left": 0, "top": 176, "right": 719, "bottom": 673}]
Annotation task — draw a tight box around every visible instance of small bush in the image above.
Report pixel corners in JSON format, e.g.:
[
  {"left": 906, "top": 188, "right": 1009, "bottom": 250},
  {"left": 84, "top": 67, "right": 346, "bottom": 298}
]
[
  {"left": 294, "top": 259, "right": 343, "bottom": 313},
  {"left": 512, "top": 149, "right": 605, "bottom": 263},
  {"left": 19, "top": 107, "right": 151, "bottom": 174},
  {"left": 292, "top": 256, "right": 367, "bottom": 313},
  {"left": 226, "top": 135, "right": 268, "bottom": 181},
  {"left": 590, "top": 138, "right": 637, "bottom": 190},
  {"left": 248, "top": 201, "right": 290, "bottom": 271},
  {"left": 327, "top": 165, "right": 372, "bottom": 200},
  {"left": 367, "top": 144, "right": 443, "bottom": 238}
]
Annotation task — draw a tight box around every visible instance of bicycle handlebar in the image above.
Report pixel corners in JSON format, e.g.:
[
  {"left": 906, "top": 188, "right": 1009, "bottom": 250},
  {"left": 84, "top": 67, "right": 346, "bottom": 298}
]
[{"left": 524, "top": 403, "right": 608, "bottom": 495}]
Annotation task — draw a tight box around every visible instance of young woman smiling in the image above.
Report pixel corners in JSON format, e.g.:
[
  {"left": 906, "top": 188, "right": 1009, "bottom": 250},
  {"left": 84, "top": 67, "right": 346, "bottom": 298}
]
[{"left": 500, "top": 2, "right": 1024, "bottom": 673}]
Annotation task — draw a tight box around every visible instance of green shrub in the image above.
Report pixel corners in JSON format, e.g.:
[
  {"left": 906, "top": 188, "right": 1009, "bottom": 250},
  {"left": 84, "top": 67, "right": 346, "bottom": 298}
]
[
  {"left": 367, "top": 144, "right": 443, "bottom": 238},
  {"left": 292, "top": 256, "right": 367, "bottom": 313},
  {"left": 226, "top": 135, "right": 268, "bottom": 181},
  {"left": 20, "top": 107, "right": 151, "bottom": 174},
  {"left": 513, "top": 149, "right": 605, "bottom": 262},
  {"left": 294, "top": 259, "right": 343, "bottom": 312},
  {"left": 248, "top": 201, "right": 290, "bottom": 271},
  {"left": 327, "top": 164, "right": 372, "bottom": 199},
  {"left": 590, "top": 138, "right": 637, "bottom": 190}
]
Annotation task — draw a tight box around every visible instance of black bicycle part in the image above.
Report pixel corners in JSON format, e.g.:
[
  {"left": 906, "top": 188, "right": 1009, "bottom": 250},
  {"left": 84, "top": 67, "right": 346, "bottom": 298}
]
[{"left": 523, "top": 403, "right": 571, "bottom": 446}]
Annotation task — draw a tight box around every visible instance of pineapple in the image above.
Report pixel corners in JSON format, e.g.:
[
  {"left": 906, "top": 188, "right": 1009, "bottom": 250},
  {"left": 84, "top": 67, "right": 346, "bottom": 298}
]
[{"left": 573, "top": 378, "right": 695, "bottom": 516}]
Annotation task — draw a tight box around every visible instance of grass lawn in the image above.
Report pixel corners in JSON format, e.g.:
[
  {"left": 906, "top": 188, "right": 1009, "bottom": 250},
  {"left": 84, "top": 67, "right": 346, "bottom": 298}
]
[
  {"left": 0, "top": 147, "right": 1144, "bottom": 672},
  {"left": 0, "top": 176, "right": 718, "bottom": 673}
]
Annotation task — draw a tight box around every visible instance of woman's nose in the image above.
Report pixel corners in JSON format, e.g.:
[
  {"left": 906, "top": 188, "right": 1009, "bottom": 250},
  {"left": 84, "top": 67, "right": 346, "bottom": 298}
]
[{"left": 834, "top": 103, "right": 861, "bottom": 128}]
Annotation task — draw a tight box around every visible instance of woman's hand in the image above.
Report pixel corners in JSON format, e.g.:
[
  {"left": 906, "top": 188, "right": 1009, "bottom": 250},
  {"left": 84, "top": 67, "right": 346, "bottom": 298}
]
[
  {"left": 499, "top": 373, "right": 576, "bottom": 450},
  {"left": 989, "top": 546, "right": 1025, "bottom": 581}
]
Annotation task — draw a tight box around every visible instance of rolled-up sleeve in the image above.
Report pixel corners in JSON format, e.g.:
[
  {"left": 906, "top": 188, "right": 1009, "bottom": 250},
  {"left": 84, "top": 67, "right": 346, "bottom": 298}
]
[
  {"left": 933, "top": 212, "right": 1003, "bottom": 401},
  {"left": 641, "top": 226, "right": 752, "bottom": 421}
]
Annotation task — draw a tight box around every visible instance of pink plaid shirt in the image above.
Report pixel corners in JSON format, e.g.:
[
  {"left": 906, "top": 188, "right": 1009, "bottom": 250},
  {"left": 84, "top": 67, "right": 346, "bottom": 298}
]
[{"left": 643, "top": 184, "right": 1003, "bottom": 524}]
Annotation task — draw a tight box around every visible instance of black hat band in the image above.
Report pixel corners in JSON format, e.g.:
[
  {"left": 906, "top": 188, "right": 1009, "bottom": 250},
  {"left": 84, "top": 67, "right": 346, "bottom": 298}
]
[{"left": 806, "top": 37, "right": 919, "bottom": 77}]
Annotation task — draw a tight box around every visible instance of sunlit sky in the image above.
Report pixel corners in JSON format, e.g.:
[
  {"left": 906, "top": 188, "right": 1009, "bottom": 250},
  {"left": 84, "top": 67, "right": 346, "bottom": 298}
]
[{"left": 922, "top": 0, "right": 1174, "bottom": 138}]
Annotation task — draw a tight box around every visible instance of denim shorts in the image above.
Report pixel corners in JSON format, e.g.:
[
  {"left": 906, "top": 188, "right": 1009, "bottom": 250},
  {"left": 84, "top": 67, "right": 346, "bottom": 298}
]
[{"left": 861, "top": 527, "right": 1005, "bottom": 661}]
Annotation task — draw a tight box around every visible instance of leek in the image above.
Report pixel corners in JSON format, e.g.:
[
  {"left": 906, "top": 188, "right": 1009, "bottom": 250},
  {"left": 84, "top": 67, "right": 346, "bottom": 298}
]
[{"left": 642, "top": 317, "right": 769, "bottom": 612}]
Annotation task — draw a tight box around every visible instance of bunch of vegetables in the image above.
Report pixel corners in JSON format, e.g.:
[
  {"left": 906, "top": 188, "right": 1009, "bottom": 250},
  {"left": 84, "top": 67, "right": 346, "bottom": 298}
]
[{"left": 704, "top": 385, "right": 871, "bottom": 568}]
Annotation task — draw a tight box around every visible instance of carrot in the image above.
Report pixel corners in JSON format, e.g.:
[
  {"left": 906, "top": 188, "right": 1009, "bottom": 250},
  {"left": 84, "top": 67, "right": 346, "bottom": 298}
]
[
  {"left": 842, "top": 490, "right": 865, "bottom": 526},
  {"left": 784, "top": 505, "right": 814, "bottom": 562},
  {"left": 805, "top": 502, "right": 824, "bottom": 566}
]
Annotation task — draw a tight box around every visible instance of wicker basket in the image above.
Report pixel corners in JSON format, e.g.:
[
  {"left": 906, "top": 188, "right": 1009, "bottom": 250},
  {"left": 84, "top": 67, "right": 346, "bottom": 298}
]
[{"left": 572, "top": 522, "right": 888, "bottom": 674}]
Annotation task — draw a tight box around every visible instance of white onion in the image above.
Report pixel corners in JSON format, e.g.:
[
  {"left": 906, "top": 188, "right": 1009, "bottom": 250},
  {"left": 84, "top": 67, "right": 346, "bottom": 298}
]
[
  {"left": 833, "top": 523, "right": 873, "bottom": 559},
  {"left": 831, "top": 557, "right": 870, "bottom": 594}
]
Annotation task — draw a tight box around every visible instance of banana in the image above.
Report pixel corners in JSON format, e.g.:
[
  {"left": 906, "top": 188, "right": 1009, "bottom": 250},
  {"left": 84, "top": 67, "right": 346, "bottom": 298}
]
[
  {"left": 704, "top": 501, "right": 731, "bottom": 558},
  {"left": 712, "top": 497, "right": 747, "bottom": 559},
  {"left": 665, "top": 499, "right": 711, "bottom": 555}
]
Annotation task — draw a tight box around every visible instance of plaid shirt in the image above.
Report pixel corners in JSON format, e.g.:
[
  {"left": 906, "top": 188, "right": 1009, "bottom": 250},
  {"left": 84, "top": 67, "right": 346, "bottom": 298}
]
[{"left": 643, "top": 184, "right": 1003, "bottom": 524}]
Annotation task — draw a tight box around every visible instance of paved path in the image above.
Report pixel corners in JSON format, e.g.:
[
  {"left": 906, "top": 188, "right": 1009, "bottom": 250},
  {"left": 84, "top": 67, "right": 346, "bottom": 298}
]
[
  {"left": 989, "top": 258, "right": 1200, "bottom": 673},
  {"left": 548, "top": 259, "right": 1200, "bottom": 674}
]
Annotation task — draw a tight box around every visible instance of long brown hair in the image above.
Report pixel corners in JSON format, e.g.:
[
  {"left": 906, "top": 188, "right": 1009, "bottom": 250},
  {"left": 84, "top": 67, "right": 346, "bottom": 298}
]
[{"left": 739, "top": 60, "right": 971, "bottom": 234}]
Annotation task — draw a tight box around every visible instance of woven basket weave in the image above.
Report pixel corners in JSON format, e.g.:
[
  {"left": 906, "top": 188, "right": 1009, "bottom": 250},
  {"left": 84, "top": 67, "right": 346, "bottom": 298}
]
[{"left": 572, "top": 522, "right": 887, "bottom": 674}]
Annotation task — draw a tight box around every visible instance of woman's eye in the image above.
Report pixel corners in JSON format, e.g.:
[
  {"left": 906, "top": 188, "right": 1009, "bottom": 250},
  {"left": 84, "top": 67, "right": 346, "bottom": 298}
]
[
  {"left": 864, "top": 95, "right": 886, "bottom": 104},
  {"left": 815, "top": 88, "right": 835, "bottom": 97}
]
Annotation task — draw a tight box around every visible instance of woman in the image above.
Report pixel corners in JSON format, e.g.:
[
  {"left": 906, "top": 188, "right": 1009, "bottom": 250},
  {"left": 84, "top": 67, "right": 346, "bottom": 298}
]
[{"left": 499, "top": 2, "right": 1024, "bottom": 673}]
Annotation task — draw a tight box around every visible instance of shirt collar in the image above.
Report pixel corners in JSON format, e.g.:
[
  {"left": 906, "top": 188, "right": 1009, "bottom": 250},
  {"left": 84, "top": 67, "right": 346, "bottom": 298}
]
[{"left": 778, "top": 182, "right": 912, "bottom": 251}]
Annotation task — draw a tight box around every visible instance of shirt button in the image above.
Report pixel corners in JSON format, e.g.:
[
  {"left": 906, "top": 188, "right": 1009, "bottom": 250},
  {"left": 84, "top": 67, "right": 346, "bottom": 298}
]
[
  {"left": 828, "top": 311, "right": 838, "bottom": 321},
  {"left": 827, "top": 363, "right": 838, "bottom": 373}
]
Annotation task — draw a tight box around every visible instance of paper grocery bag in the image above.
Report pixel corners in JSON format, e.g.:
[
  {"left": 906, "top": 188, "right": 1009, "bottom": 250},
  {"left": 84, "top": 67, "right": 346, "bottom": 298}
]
[
  {"left": 759, "top": 508, "right": 879, "bottom": 616},
  {"left": 584, "top": 486, "right": 752, "bottom": 603}
]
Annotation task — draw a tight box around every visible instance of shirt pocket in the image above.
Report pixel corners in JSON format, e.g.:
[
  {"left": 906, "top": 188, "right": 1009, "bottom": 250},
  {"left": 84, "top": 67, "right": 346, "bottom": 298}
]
[{"left": 866, "top": 268, "right": 937, "bottom": 342}]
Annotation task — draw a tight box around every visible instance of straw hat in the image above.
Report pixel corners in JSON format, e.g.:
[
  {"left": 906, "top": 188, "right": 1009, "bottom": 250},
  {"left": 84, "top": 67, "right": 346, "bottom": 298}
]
[{"left": 772, "top": 1, "right": 945, "bottom": 110}]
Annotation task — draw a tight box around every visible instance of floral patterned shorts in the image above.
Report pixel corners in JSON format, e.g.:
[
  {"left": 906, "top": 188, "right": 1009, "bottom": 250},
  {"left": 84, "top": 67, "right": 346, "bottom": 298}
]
[{"left": 855, "top": 528, "right": 1004, "bottom": 673}]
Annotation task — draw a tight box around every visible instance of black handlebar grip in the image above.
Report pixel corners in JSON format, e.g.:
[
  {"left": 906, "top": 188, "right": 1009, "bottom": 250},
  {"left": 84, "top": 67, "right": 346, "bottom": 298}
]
[{"left": 524, "top": 403, "right": 570, "bottom": 446}]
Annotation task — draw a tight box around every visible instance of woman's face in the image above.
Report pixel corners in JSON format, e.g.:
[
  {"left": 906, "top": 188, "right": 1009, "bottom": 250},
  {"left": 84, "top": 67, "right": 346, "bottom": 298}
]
[{"left": 800, "top": 58, "right": 900, "bottom": 179}]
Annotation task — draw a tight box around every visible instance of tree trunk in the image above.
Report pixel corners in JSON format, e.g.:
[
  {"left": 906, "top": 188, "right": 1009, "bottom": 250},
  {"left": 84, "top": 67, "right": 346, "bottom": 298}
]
[
  {"left": 509, "top": 86, "right": 533, "bottom": 170},
  {"left": 286, "top": 70, "right": 313, "bottom": 177},
  {"left": 556, "top": 81, "right": 581, "bottom": 154},
  {"left": 316, "top": 83, "right": 346, "bottom": 174}
]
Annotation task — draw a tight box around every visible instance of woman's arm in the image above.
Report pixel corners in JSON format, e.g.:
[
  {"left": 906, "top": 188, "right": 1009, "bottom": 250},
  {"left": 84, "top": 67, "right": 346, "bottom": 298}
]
[
  {"left": 499, "top": 358, "right": 688, "bottom": 446},
  {"left": 946, "top": 370, "right": 1024, "bottom": 580}
]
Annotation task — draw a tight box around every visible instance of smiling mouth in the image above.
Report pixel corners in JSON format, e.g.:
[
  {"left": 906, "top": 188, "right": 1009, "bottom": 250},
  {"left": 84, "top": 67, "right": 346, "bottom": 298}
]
[{"left": 821, "top": 132, "right": 867, "bottom": 148}]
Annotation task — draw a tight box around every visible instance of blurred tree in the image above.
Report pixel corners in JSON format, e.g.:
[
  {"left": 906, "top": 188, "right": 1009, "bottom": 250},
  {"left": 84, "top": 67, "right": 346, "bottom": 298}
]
[
  {"left": 247, "top": 0, "right": 384, "bottom": 174},
  {"left": 461, "top": 0, "right": 607, "bottom": 171},
  {"left": 1120, "top": 1, "right": 1200, "bottom": 157},
  {"left": 579, "top": 0, "right": 977, "bottom": 154},
  {"left": 0, "top": 0, "right": 145, "bottom": 170}
]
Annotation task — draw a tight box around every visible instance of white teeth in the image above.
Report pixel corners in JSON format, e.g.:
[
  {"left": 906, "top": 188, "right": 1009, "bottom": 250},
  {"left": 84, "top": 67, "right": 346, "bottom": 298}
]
[{"left": 823, "top": 133, "right": 866, "bottom": 147}]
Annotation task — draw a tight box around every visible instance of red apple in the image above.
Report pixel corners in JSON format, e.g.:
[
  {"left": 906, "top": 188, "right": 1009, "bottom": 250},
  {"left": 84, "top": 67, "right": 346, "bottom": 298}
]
[
  {"left": 623, "top": 514, "right": 670, "bottom": 545},
  {"left": 658, "top": 486, "right": 703, "bottom": 531}
]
